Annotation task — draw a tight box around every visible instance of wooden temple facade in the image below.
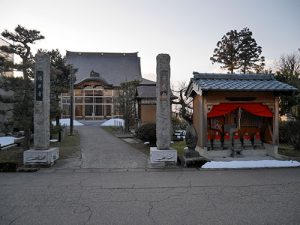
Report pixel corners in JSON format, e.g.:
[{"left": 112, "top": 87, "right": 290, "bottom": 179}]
[{"left": 61, "top": 51, "right": 138, "bottom": 120}]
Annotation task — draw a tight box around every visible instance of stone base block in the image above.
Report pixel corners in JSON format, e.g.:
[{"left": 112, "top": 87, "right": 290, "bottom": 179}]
[
  {"left": 23, "top": 148, "right": 59, "bottom": 166},
  {"left": 150, "top": 147, "right": 177, "bottom": 164}
]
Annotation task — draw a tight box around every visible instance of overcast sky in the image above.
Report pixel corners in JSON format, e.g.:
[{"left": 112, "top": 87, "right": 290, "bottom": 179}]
[{"left": 1, "top": 0, "right": 299, "bottom": 84}]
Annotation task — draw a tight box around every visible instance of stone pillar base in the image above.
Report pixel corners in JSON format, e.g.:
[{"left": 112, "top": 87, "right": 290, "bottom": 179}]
[
  {"left": 150, "top": 147, "right": 177, "bottom": 164},
  {"left": 23, "top": 148, "right": 59, "bottom": 167}
]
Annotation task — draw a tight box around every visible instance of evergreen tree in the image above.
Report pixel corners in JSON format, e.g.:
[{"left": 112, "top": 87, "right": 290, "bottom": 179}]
[
  {"left": 238, "top": 28, "right": 265, "bottom": 73},
  {"left": 210, "top": 30, "right": 240, "bottom": 74},
  {"left": 114, "top": 80, "right": 140, "bottom": 132},
  {"left": 0, "top": 25, "right": 44, "bottom": 149},
  {"left": 210, "top": 27, "right": 265, "bottom": 74}
]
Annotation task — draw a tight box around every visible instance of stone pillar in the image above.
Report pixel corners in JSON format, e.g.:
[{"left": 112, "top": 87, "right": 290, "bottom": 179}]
[
  {"left": 34, "top": 53, "right": 50, "bottom": 149},
  {"left": 150, "top": 54, "right": 177, "bottom": 165},
  {"left": 156, "top": 54, "right": 171, "bottom": 149},
  {"left": 23, "top": 53, "right": 59, "bottom": 166}
]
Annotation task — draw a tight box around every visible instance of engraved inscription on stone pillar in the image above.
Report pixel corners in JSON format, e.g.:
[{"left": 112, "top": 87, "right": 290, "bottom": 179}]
[
  {"left": 35, "top": 71, "right": 43, "bottom": 101},
  {"left": 160, "top": 70, "right": 168, "bottom": 100}
]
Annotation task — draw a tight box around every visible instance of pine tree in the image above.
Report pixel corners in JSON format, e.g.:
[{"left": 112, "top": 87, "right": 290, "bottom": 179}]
[
  {"left": 0, "top": 25, "right": 44, "bottom": 149},
  {"left": 210, "top": 30, "right": 240, "bottom": 74},
  {"left": 238, "top": 28, "right": 265, "bottom": 73},
  {"left": 210, "top": 27, "right": 265, "bottom": 74}
]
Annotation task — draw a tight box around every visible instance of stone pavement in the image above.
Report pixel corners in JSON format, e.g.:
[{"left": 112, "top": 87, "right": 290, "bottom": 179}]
[{"left": 55, "top": 124, "right": 147, "bottom": 169}]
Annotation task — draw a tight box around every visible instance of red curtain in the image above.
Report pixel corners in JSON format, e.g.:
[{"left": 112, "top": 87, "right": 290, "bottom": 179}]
[
  {"left": 241, "top": 103, "right": 273, "bottom": 117},
  {"left": 207, "top": 103, "right": 273, "bottom": 118},
  {"left": 207, "top": 104, "right": 239, "bottom": 118}
]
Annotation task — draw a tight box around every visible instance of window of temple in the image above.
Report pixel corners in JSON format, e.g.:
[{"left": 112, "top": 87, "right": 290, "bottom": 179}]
[
  {"left": 61, "top": 84, "right": 115, "bottom": 119},
  {"left": 75, "top": 89, "right": 83, "bottom": 96}
]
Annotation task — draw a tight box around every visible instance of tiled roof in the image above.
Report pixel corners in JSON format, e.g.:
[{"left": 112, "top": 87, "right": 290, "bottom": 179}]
[
  {"left": 187, "top": 72, "right": 298, "bottom": 96},
  {"left": 66, "top": 51, "right": 142, "bottom": 86},
  {"left": 136, "top": 84, "right": 177, "bottom": 99},
  {"left": 140, "top": 78, "right": 156, "bottom": 85},
  {"left": 136, "top": 85, "right": 156, "bottom": 99}
]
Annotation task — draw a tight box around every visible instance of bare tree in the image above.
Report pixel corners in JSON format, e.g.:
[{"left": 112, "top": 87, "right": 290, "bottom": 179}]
[
  {"left": 276, "top": 51, "right": 300, "bottom": 118},
  {"left": 277, "top": 52, "right": 300, "bottom": 77},
  {"left": 171, "top": 81, "right": 193, "bottom": 124}
]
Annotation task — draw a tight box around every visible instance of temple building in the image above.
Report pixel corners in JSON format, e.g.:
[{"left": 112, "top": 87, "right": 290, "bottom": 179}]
[
  {"left": 135, "top": 81, "right": 156, "bottom": 125},
  {"left": 61, "top": 51, "right": 156, "bottom": 123}
]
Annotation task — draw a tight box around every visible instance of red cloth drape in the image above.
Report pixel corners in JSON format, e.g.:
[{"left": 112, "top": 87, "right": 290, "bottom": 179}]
[
  {"left": 207, "top": 104, "right": 239, "bottom": 118},
  {"left": 207, "top": 103, "right": 273, "bottom": 118},
  {"left": 241, "top": 104, "right": 273, "bottom": 117}
]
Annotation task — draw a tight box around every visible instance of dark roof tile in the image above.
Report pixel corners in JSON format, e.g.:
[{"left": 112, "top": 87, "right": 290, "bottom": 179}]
[
  {"left": 136, "top": 85, "right": 156, "bottom": 99},
  {"left": 191, "top": 72, "right": 297, "bottom": 92},
  {"left": 66, "top": 51, "right": 142, "bottom": 86}
]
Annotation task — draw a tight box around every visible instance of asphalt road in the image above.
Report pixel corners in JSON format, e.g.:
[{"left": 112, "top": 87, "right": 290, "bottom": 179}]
[
  {"left": 1, "top": 125, "right": 300, "bottom": 225},
  {"left": 1, "top": 168, "right": 300, "bottom": 225}
]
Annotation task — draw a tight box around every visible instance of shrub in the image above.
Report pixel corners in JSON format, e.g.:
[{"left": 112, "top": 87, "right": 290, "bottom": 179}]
[
  {"left": 279, "top": 121, "right": 300, "bottom": 150},
  {"left": 172, "top": 116, "right": 188, "bottom": 130},
  {"left": 136, "top": 123, "right": 156, "bottom": 144}
]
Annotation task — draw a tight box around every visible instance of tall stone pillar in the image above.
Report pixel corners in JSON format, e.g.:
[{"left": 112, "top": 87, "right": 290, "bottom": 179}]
[
  {"left": 34, "top": 53, "right": 50, "bottom": 150},
  {"left": 156, "top": 54, "right": 171, "bottom": 149},
  {"left": 150, "top": 54, "right": 177, "bottom": 165},
  {"left": 23, "top": 53, "right": 59, "bottom": 166}
]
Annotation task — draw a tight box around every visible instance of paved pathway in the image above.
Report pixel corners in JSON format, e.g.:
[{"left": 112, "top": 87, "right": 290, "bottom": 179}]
[{"left": 60, "top": 125, "right": 147, "bottom": 169}]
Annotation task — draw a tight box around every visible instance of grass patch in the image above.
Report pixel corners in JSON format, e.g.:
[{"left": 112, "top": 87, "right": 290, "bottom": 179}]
[
  {"left": 55, "top": 129, "right": 81, "bottom": 159},
  {"left": 279, "top": 144, "right": 300, "bottom": 157},
  {"left": 171, "top": 141, "right": 186, "bottom": 157},
  {"left": 0, "top": 147, "right": 24, "bottom": 165},
  {"left": 102, "top": 126, "right": 124, "bottom": 135},
  {"left": 128, "top": 140, "right": 150, "bottom": 156},
  {"left": 0, "top": 129, "right": 80, "bottom": 171},
  {"left": 0, "top": 146, "right": 24, "bottom": 171}
]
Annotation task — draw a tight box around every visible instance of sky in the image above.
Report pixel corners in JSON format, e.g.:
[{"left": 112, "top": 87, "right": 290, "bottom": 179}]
[{"left": 1, "top": 0, "right": 299, "bottom": 84}]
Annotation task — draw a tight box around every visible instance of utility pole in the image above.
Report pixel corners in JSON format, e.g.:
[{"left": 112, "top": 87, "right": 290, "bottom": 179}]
[{"left": 69, "top": 67, "right": 74, "bottom": 136}]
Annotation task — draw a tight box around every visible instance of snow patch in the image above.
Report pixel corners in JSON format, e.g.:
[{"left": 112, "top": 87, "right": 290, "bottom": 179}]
[
  {"left": 52, "top": 119, "right": 83, "bottom": 126},
  {"left": 202, "top": 160, "right": 300, "bottom": 169},
  {"left": 101, "top": 118, "right": 124, "bottom": 127},
  {"left": 0, "top": 136, "right": 15, "bottom": 147}
]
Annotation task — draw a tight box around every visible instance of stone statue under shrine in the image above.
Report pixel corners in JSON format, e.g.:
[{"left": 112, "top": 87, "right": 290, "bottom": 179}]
[{"left": 184, "top": 124, "right": 200, "bottom": 158}]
